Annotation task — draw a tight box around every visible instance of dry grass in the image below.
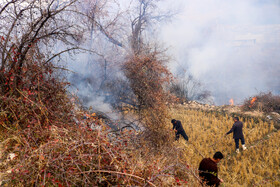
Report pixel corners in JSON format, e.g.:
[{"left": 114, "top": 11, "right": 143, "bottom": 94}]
[{"left": 171, "top": 106, "right": 280, "bottom": 186}]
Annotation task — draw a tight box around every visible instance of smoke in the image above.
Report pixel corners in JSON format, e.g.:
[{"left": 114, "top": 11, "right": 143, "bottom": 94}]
[
  {"left": 66, "top": 37, "right": 125, "bottom": 120},
  {"left": 159, "top": 0, "right": 280, "bottom": 105},
  {"left": 63, "top": 0, "right": 280, "bottom": 109}
]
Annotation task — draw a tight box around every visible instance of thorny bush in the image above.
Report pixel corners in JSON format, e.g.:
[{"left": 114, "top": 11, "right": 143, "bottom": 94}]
[
  {"left": 1, "top": 114, "right": 200, "bottom": 186},
  {"left": 2, "top": 123, "right": 140, "bottom": 186},
  {"left": 0, "top": 44, "right": 73, "bottom": 132}
]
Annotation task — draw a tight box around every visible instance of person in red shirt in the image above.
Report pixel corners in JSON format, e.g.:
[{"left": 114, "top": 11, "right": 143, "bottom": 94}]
[{"left": 198, "top": 151, "right": 224, "bottom": 186}]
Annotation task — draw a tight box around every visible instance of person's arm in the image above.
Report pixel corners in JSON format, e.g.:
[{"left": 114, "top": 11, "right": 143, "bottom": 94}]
[
  {"left": 226, "top": 123, "right": 235, "bottom": 135},
  {"left": 210, "top": 176, "right": 221, "bottom": 186},
  {"left": 212, "top": 177, "right": 222, "bottom": 186},
  {"left": 210, "top": 165, "right": 221, "bottom": 185}
]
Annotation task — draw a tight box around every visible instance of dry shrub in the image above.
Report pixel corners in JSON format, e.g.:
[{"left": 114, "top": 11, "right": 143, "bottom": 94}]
[
  {"left": 124, "top": 50, "right": 173, "bottom": 148},
  {"left": 0, "top": 52, "right": 73, "bottom": 132},
  {"left": 242, "top": 92, "right": 280, "bottom": 113},
  {"left": 2, "top": 123, "right": 133, "bottom": 186},
  {"left": 124, "top": 52, "right": 172, "bottom": 109}
]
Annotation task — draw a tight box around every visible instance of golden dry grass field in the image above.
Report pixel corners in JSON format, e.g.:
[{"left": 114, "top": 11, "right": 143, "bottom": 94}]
[{"left": 171, "top": 106, "right": 280, "bottom": 186}]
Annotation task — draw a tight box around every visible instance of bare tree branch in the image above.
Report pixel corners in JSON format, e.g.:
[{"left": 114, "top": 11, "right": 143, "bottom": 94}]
[{"left": 0, "top": 0, "right": 18, "bottom": 15}]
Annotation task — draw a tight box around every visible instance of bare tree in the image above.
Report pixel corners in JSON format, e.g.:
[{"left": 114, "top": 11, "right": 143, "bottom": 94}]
[
  {"left": 0, "top": 0, "right": 84, "bottom": 91},
  {"left": 129, "top": 0, "right": 174, "bottom": 54},
  {"left": 170, "top": 71, "right": 213, "bottom": 104}
]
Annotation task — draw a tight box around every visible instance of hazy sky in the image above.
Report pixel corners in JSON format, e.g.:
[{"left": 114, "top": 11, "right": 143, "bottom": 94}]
[{"left": 159, "top": 0, "right": 280, "bottom": 105}]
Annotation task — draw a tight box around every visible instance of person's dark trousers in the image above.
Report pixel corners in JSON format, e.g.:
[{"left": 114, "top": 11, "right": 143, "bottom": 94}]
[
  {"left": 175, "top": 133, "right": 180, "bottom": 141},
  {"left": 175, "top": 131, "right": 189, "bottom": 141},
  {"left": 234, "top": 137, "right": 245, "bottom": 149}
]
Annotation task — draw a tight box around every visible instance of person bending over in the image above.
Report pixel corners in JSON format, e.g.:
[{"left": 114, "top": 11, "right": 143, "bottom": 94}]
[
  {"left": 199, "top": 151, "right": 224, "bottom": 186},
  {"left": 171, "top": 119, "right": 188, "bottom": 141}
]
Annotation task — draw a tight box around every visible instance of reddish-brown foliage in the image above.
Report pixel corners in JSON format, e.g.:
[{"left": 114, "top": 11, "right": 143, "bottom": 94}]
[{"left": 1, "top": 115, "right": 197, "bottom": 186}]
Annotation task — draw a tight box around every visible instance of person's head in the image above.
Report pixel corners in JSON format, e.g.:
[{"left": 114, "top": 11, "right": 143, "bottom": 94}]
[
  {"left": 213, "top": 151, "right": 224, "bottom": 163},
  {"left": 233, "top": 116, "right": 239, "bottom": 122},
  {"left": 171, "top": 119, "right": 176, "bottom": 124}
]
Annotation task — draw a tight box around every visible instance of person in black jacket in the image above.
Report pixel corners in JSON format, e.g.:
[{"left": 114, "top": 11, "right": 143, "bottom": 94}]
[
  {"left": 225, "top": 117, "right": 247, "bottom": 153},
  {"left": 171, "top": 119, "right": 188, "bottom": 141},
  {"left": 199, "top": 151, "right": 224, "bottom": 186}
]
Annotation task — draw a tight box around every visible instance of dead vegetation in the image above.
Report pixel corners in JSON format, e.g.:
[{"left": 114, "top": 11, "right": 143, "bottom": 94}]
[
  {"left": 171, "top": 108, "right": 280, "bottom": 186},
  {"left": 0, "top": 1, "right": 200, "bottom": 185},
  {"left": 0, "top": 35, "right": 199, "bottom": 187},
  {"left": 0, "top": 107, "right": 201, "bottom": 186},
  {"left": 1, "top": 1, "right": 279, "bottom": 186},
  {"left": 1, "top": 69, "right": 279, "bottom": 186},
  {"left": 242, "top": 92, "right": 280, "bottom": 113},
  {"left": 124, "top": 50, "right": 174, "bottom": 148}
]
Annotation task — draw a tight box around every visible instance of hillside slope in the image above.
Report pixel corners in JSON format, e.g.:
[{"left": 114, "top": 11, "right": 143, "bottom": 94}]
[
  {"left": 171, "top": 105, "right": 280, "bottom": 186},
  {"left": 1, "top": 101, "right": 279, "bottom": 186}
]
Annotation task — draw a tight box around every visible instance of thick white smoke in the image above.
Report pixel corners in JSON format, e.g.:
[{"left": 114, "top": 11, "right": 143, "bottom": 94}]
[{"left": 160, "top": 0, "right": 280, "bottom": 105}]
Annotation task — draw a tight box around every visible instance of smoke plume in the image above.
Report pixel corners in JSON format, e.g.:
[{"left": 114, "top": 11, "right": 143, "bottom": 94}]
[{"left": 160, "top": 0, "right": 280, "bottom": 105}]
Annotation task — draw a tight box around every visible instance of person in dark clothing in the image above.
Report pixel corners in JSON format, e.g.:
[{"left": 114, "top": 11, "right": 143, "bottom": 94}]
[
  {"left": 225, "top": 117, "right": 247, "bottom": 153},
  {"left": 171, "top": 119, "right": 188, "bottom": 141},
  {"left": 199, "top": 151, "right": 224, "bottom": 186}
]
